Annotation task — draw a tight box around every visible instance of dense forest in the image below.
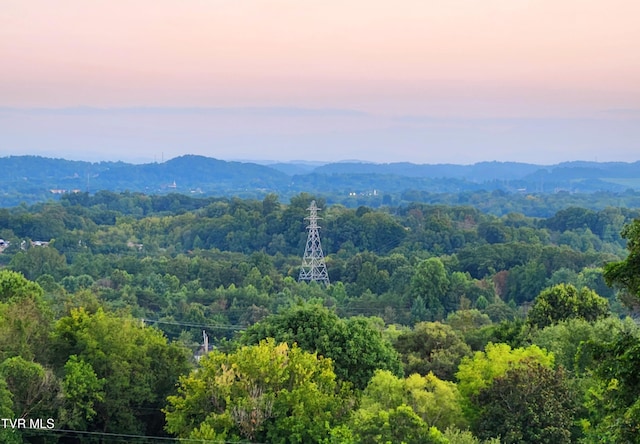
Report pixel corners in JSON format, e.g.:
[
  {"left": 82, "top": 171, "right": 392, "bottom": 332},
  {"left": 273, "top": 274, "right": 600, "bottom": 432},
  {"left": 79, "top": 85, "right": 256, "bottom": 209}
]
[{"left": 1, "top": 190, "right": 640, "bottom": 443}]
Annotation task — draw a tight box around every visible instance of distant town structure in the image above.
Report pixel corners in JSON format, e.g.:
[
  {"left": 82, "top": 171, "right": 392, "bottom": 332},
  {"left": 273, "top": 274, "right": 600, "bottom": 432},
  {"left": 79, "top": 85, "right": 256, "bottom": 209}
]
[{"left": 298, "top": 200, "right": 330, "bottom": 285}]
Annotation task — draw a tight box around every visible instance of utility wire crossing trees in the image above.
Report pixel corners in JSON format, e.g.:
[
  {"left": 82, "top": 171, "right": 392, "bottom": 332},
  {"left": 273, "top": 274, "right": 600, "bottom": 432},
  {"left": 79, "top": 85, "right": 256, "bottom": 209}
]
[{"left": 298, "top": 200, "right": 330, "bottom": 285}]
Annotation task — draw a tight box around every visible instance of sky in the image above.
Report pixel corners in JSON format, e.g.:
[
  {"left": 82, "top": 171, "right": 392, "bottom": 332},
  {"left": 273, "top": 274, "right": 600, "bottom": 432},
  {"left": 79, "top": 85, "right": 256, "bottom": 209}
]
[{"left": 1, "top": 0, "right": 639, "bottom": 164}]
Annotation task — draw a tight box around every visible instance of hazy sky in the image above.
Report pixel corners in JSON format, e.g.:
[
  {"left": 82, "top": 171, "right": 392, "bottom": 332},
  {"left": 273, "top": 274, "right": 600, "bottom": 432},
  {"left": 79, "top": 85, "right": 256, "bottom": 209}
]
[{"left": 1, "top": 0, "right": 639, "bottom": 164}]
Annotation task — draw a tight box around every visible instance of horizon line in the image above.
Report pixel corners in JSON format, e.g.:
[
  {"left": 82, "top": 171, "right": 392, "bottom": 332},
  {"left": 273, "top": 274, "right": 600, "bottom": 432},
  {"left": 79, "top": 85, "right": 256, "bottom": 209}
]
[{"left": 3, "top": 153, "right": 639, "bottom": 168}]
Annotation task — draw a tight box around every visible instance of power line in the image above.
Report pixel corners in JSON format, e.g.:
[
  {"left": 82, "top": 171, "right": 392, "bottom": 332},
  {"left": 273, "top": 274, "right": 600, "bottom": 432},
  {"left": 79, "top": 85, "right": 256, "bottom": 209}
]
[
  {"left": 143, "top": 306, "right": 407, "bottom": 334},
  {"left": 24, "top": 427, "right": 267, "bottom": 444},
  {"left": 143, "top": 318, "right": 246, "bottom": 331}
]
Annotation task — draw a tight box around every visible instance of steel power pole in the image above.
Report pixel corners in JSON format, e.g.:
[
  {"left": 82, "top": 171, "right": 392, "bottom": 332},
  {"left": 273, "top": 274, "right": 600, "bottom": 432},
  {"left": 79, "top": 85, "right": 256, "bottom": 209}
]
[{"left": 298, "top": 200, "right": 330, "bottom": 285}]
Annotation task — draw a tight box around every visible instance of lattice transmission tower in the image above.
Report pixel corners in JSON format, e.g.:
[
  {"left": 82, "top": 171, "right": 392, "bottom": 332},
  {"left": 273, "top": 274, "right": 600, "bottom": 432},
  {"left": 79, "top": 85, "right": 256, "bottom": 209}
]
[{"left": 298, "top": 200, "right": 330, "bottom": 285}]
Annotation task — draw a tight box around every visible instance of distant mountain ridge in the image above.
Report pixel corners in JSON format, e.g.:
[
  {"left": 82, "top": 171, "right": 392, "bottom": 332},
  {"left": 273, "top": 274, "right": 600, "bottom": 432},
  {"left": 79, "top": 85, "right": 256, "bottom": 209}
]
[
  {"left": 1, "top": 155, "right": 639, "bottom": 206},
  {"left": 312, "top": 161, "right": 545, "bottom": 181},
  {"left": 98, "top": 155, "right": 289, "bottom": 189}
]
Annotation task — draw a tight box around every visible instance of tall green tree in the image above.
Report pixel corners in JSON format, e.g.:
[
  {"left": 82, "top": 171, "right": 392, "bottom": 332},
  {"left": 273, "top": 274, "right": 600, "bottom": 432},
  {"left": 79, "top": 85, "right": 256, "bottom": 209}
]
[
  {"left": 456, "top": 342, "right": 554, "bottom": 405},
  {"left": 394, "top": 321, "right": 472, "bottom": 381},
  {"left": 348, "top": 405, "right": 447, "bottom": 444},
  {"left": 165, "top": 339, "right": 349, "bottom": 443},
  {"left": 241, "top": 304, "right": 402, "bottom": 389},
  {"left": 0, "top": 270, "right": 45, "bottom": 302},
  {"left": 473, "top": 360, "right": 576, "bottom": 443},
  {"left": 604, "top": 218, "right": 640, "bottom": 309},
  {"left": 0, "top": 271, "right": 51, "bottom": 362},
  {"left": 0, "top": 376, "right": 22, "bottom": 444},
  {"left": 9, "top": 246, "right": 68, "bottom": 281},
  {"left": 582, "top": 327, "right": 640, "bottom": 442},
  {"left": 355, "top": 370, "right": 467, "bottom": 432},
  {"left": 410, "top": 258, "right": 450, "bottom": 319},
  {"left": 527, "top": 283, "right": 609, "bottom": 329},
  {"left": 0, "top": 356, "right": 59, "bottom": 422},
  {"left": 58, "top": 355, "right": 106, "bottom": 430},
  {"left": 50, "top": 308, "right": 190, "bottom": 436},
  {"left": 529, "top": 316, "right": 632, "bottom": 373}
]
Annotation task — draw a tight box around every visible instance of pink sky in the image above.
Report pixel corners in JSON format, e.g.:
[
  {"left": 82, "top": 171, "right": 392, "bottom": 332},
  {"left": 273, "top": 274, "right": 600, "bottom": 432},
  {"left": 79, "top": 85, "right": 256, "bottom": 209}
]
[{"left": 1, "top": 0, "right": 639, "bottom": 163}]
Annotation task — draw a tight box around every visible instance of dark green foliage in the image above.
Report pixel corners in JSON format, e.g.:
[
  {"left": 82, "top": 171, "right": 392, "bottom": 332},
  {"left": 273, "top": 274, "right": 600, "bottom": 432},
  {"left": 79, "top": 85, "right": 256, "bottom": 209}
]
[
  {"left": 482, "top": 301, "right": 518, "bottom": 322},
  {"left": 530, "top": 317, "right": 629, "bottom": 374},
  {"left": 0, "top": 271, "right": 52, "bottom": 362},
  {"left": 543, "top": 206, "right": 598, "bottom": 232},
  {"left": 410, "top": 257, "right": 450, "bottom": 319},
  {"left": 9, "top": 246, "right": 68, "bottom": 281},
  {"left": 478, "top": 319, "right": 527, "bottom": 349},
  {"left": 527, "top": 283, "right": 609, "bottom": 329},
  {"left": 604, "top": 218, "right": 640, "bottom": 309},
  {"left": 240, "top": 304, "right": 402, "bottom": 389},
  {"left": 456, "top": 242, "right": 541, "bottom": 279},
  {"left": 0, "top": 193, "right": 628, "bottom": 333},
  {"left": 0, "top": 356, "right": 59, "bottom": 419},
  {"left": 477, "top": 221, "right": 510, "bottom": 244},
  {"left": 504, "top": 260, "right": 547, "bottom": 304},
  {"left": 473, "top": 360, "right": 576, "bottom": 444},
  {"left": 0, "top": 376, "right": 22, "bottom": 444},
  {"left": 584, "top": 328, "right": 640, "bottom": 442},
  {"left": 394, "top": 321, "right": 472, "bottom": 381},
  {"left": 444, "top": 309, "right": 493, "bottom": 351},
  {"left": 50, "top": 308, "right": 190, "bottom": 435}
]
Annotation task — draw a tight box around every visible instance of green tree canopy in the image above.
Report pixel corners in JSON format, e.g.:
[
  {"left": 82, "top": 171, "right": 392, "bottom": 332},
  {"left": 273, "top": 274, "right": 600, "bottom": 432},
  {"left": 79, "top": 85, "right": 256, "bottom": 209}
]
[
  {"left": 0, "top": 270, "right": 45, "bottom": 302},
  {"left": 58, "top": 355, "right": 106, "bottom": 430},
  {"left": 527, "top": 283, "right": 609, "bottom": 329},
  {"left": 0, "top": 376, "right": 22, "bottom": 444},
  {"left": 394, "top": 321, "right": 472, "bottom": 381},
  {"left": 0, "top": 356, "right": 58, "bottom": 420},
  {"left": 240, "top": 304, "right": 402, "bottom": 389},
  {"left": 529, "top": 316, "right": 632, "bottom": 373},
  {"left": 604, "top": 218, "right": 640, "bottom": 309},
  {"left": 50, "top": 308, "right": 189, "bottom": 436},
  {"left": 0, "top": 271, "right": 51, "bottom": 361},
  {"left": 582, "top": 326, "right": 640, "bottom": 442},
  {"left": 165, "top": 339, "right": 349, "bottom": 443},
  {"left": 355, "top": 369, "right": 467, "bottom": 432},
  {"left": 410, "top": 258, "right": 451, "bottom": 319},
  {"left": 9, "top": 246, "right": 68, "bottom": 281},
  {"left": 348, "top": 405, "right": 448, "bottom": 444},
  {"left": 473, "top": 360, "right": 576, "bottom": 443},
  {"left": 456, "top": 342, "right": 554, "bottom": 401}
]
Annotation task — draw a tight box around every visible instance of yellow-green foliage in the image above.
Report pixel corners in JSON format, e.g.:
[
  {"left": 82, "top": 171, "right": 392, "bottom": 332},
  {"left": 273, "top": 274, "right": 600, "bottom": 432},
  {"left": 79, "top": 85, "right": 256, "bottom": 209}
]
[
  {"left": 456, "top": 342, "right": 554, "bottom": 399},
  {"left": 356, "top": 369, "right": 467, "bottom": 433},
  {"left": 165, "top": 339, "right": 345, "bottom": 443}
]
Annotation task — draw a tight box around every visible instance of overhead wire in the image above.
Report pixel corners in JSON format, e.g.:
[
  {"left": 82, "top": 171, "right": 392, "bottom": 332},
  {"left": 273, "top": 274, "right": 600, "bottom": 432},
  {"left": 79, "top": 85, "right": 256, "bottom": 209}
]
[
  {"left": 142, "top": 318, "right": 246, "bottom": 331},
  {"left": 23, "top": 427, "right": 267, "bottom": 444}
]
